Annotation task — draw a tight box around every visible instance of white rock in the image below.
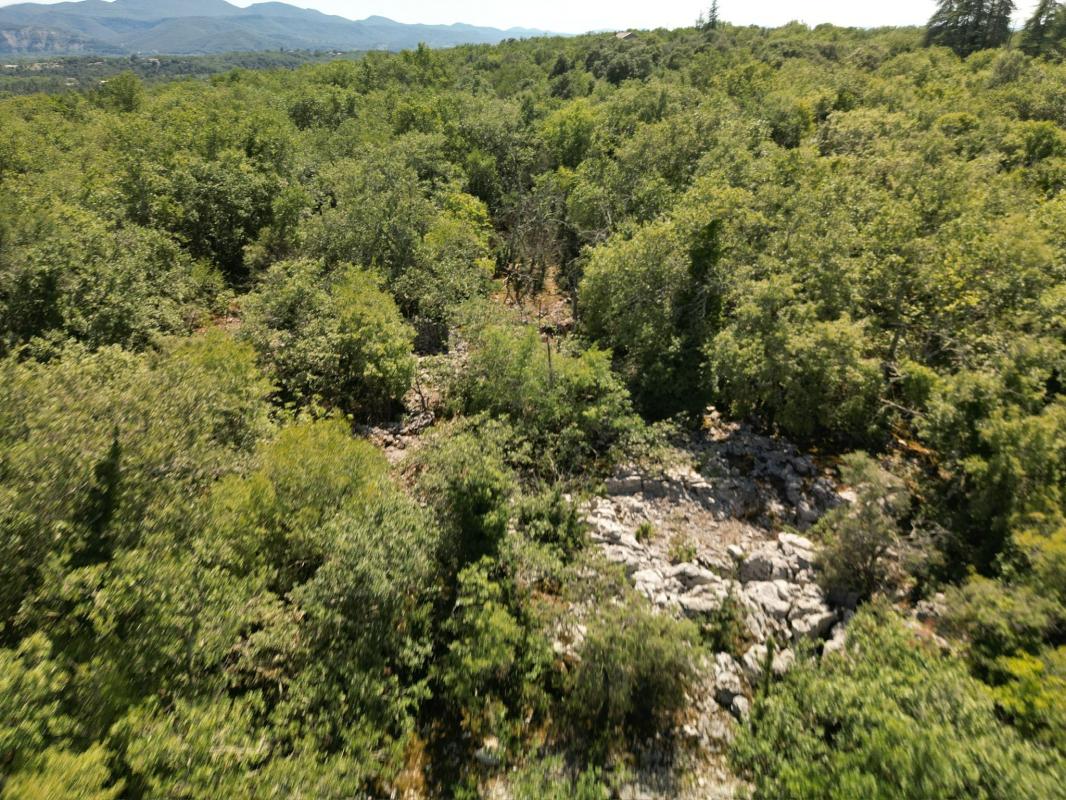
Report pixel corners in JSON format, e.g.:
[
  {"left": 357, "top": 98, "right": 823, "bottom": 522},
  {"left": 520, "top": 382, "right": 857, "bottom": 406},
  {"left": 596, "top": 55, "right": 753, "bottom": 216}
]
[
  {"left": 666, "top": 562, "right": 719, "bottom": 589},
  {"left": 744, "top": 581, "right": 792, "bottom": 620},
  {"left": 680, "top": 594, "right": 724, "bottom": 618},
  {"left": 606, "top": 475, "right": 643, "bottom": 496},
  {"left": 730, "top": 695, "right": 751, "bottom": 720},
  {"left": 823, "top": 623, "right": 848, "bottom": 656},
  {"left": 714, "top": 653, "right": 745, "bottom": 707},
  {"left": 742, "top": 644, "right": 796, "bottom": 681},
  {"left": 739, "top": 551, "right": 774, "bottom": 582},
  {"left": 791, "top": 610, "right": 837, "bottom": 640}
]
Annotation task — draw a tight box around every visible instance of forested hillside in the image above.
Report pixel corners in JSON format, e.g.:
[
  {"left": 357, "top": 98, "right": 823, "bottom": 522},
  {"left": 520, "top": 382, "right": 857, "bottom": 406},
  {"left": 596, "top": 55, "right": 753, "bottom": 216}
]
[{"left": 1, "top": 12, "right": 1065, "bottom": 799}]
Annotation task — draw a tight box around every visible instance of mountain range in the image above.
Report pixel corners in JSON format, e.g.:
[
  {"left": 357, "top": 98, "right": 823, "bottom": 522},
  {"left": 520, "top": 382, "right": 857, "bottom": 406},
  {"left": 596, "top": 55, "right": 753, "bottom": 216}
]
[{"left": 0, "top": 0, "right": 555, "bottom": 55}]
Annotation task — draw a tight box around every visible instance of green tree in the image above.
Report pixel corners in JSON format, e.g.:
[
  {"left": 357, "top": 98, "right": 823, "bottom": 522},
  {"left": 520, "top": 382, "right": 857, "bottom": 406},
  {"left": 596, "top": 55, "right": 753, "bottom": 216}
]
[
  {"left": 732, "top": 605, "right": 1065, "bottom": 800},
  {"left": 241, "top": 261, "right": 415, "bottom": 418},
  {"left": 1020, "top": 1, "right": 1066, "bottom": 58},
  {"left": 813, "top": 453, "right": 911, "bottom": 603},
  {"left": 926, "top": 0, "right": 1016, "bottom": 56}
]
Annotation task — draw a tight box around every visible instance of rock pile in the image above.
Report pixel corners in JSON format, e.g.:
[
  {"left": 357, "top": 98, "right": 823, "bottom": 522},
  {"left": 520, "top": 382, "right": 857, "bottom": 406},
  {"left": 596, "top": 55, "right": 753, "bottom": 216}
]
[{"left": 584, "top": 422, "right": 848, "bottom": 724}]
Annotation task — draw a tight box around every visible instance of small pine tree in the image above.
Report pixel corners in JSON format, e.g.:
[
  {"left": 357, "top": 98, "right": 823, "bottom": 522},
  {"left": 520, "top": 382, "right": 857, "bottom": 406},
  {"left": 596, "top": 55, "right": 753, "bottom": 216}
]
[{"left": 698, "top": 2, "right": 720, "bottom": 32}]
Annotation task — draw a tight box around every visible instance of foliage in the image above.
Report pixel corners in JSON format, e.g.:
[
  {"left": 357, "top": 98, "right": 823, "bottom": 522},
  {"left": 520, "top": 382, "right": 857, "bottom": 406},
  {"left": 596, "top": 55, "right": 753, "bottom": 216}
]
[
  {"left": 509, "top": 756, "right": 612, "bottom": 800},
  {"left": 708, "top": 282, "right": 883, "bottom": 444},
  {"left": 1, "top": 745, "right": 122, "bottom": 800},
  {"left": 732, "top": 605, "right": 1066, "bottom": 799},
  {"left": 241, "top": 260, "right": 415, "bottom": 418},
  {"left": 436, "top": 558, "right": 552, "bottom": 742},
  {"left": 0, "top": 199, "right": 212, "bottom": 353},
  {"left": 450, "top": 318, "right": 644, "bottom": 477},
  {"left": 409, "top": 421, "right": 514, "bottom": 575},
  {"left": 565, "top": 594, "right": 699, "bottom": 752},
  {"left": 1, "top": 16, "right": 1066, "bottom": 796},
  {"left": 813, "top": 453, "right": 911, "bottom": 603},
  {"left": 1020, "top": 1, "right": 1066, "bottom": 59},
  {"left": 925, "top": 1, "right": 1016, "bottom": 56}
]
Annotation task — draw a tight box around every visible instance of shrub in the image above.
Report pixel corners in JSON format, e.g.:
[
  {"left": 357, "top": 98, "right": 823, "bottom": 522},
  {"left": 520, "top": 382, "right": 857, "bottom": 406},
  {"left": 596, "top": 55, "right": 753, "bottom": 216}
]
[
  {"left": 707, "top": 281, "right": 883, "bottom": 444},
  {"left": 514, "top": 489, "right": 587, "bottom": 560},
  {"left": 409, "top": 422, "right": 514, "bottom": 576},
  {"left": 579, "top": 216, "right": 720, "bottom": 418},
  {"left": 813, "top": 453, "right": 910, "bottom": 603},
  {"left": 732, "top": 605, "right": 1066, "bottom": 800},
  {"left": 208, "top": 417, "right": 387, "bottom": 591},
  {"left": 0, "top": 200, "right": 209, "bottom": 353},
  {"left": 242, "top": 260, "right": 415, "bottom": 418},
  {"left": 451, "top": 320, "right": 643, "bottom": 477},
  {"left": 635, "top": 521, "right": 655, "bottom": 544},
  {"left": 393, "top": 192, "right": 496, "bottom": 342},
  {"left": 1, "top": 745, "right": 122, "bottom": 800},
  {"left": 0, "top": 333, "right": 272, "bottom": 633},
  {"left": 510, "top": 756, "right": 612, "bottom": 800},
  {"left": 565, "top": 595, "right": 698, "bottom": 752},
  {"left": 284, "top": 491, "right": 440, "bottom": 772},
  {"left": 436, "top": 558, "right": 551, "bottom": 742}
]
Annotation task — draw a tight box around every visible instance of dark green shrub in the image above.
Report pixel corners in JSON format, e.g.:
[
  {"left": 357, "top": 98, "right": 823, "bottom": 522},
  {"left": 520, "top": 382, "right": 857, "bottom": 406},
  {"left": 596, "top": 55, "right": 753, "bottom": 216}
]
[
  {"left": 565, "top": 595, "right": 698, "bottom": 752},
  {"left": 409, "top": 422, "right": 514, "bottom": 575},
  {"left": 813, "top": 452, "right": 910, "bottom": 603},
  {"left": 514, "top": 489, "right": 587, "bottom": 560}
]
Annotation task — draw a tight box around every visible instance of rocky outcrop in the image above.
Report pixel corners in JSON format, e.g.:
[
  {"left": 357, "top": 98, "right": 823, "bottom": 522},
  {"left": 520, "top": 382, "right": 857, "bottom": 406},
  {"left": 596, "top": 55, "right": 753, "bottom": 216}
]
[{"left": 583, "top": 420, "right": 849, "bottom": 732}]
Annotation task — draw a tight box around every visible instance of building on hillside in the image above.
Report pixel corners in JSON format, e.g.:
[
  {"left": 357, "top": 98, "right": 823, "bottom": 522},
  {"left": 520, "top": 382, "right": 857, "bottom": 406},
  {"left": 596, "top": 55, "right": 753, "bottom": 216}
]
[{"left": 615, "top": 31, "right": 635, "bottom": 40}]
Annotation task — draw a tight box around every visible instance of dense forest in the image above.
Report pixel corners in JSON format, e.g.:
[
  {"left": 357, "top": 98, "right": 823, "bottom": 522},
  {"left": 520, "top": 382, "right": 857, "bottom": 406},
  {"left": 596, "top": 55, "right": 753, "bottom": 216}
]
[{"left": 1, "top": 3, "right": 1066, "bottom": 798}]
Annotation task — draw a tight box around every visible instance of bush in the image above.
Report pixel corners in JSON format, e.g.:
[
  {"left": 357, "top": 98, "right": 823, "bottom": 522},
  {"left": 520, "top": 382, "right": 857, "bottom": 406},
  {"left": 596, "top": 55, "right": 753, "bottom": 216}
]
[
  {"left": 732, "top": 605, "right": 1066, "bottom": 800},
  {"left": 451, "top": 320, "right": 643, "bottom": 477},
  {"left": 242, "top": 260, "right": 415, "bottom": 418},
  {"left": 510, "top": 755, "right": 611, "bottom": 800},
  {"left": 813, "top": 453, "right": 910, "bottom": 603},
  {"left": 565, "top": 595, "right": 698, "bottom": 752},
  {"left": 940, "top": 576, "right": 1062, "bottom": 675},
  {"left": 514, "top": 488, "right": 587, "bottom": 560},
  {"left": 579, "top": 215, "right": 723, "bottom": 418},
  {"left": 708, "top": 281, "right": 883, "bottom": 444},
  {"left": 283, "top": 491, "right": 440, "bottom": 774},
  {"left": 208, "top": 417, "right": 387, "bottom": 591},
  {"left": 436, "top": 558, "right": 551, "bottom": 741},
  {"left": 393, "top": 192, "right": 496, "bottom": 342},
  {"left": 0, "top": 333, "right": 272, "bottom": 634},
  {"left": 409, "top": 421, "right": 514, "bottom": 576},
  {"left": 1, "top": 745, "right": 122, "bottom": 800},
  {"left": 0, "top": 200, "right": 210, "bottom": 353}
]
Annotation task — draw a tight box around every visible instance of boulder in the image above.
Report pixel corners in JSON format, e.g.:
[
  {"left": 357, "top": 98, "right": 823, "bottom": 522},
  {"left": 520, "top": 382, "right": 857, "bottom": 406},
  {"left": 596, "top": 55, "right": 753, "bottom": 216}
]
[
  {"left": 741, "top": 644, "right": 796, "bottom": 682},
  {"left": 730, "top": 695, "right": 751, "bottom": 721},
  {"left": 823, "top": 623, "right": 847, "bottom": 657},
  {"left": 791, "top": 609, "right": 837, "bottom": 640},
  {"left": 666, "top": 562, "right": 719, "bottom": 589},
  {"left": 680, "top": 594, "right": 724, "bottom": 619},
  {"left": 713, "top": 653, "right": 745, "bottom": 707},
  {"left": 632, "top": 569, "right": 665, "bottom": 595},
  {"left": 744, "top": 581, "right": 792, "bottom": 620},
  {"left": 606, "top": 474, "right": 643, "bottom": 496}
]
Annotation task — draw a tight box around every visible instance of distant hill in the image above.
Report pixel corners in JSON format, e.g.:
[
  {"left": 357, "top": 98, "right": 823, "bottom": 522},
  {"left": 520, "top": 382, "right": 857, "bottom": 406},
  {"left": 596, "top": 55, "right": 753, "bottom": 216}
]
[{"left": 0, "top": 0, "right": 555, "bottom": 54}]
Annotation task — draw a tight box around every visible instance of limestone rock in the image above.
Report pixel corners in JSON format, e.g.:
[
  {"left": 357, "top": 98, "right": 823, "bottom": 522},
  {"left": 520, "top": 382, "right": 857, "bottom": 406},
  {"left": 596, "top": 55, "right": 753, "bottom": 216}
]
[
  {"left": 713, "top": 653, "right": 745, "bottom": 708},
  {"left": 744, "top": 581, "right": 792, "bottom": 620}
]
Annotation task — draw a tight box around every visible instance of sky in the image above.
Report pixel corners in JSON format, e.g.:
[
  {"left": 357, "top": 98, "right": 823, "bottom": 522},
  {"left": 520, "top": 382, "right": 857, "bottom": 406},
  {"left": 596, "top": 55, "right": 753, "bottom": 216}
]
[{"left": 0, "top": 0, "right": 1043, "bottom": 34}]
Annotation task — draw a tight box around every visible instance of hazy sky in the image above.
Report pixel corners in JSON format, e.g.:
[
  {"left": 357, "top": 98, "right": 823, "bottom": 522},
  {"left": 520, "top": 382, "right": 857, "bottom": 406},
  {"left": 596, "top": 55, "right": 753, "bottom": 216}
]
[{"left": 0, "top": 1, "right": 1043, "bottom": 34}]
